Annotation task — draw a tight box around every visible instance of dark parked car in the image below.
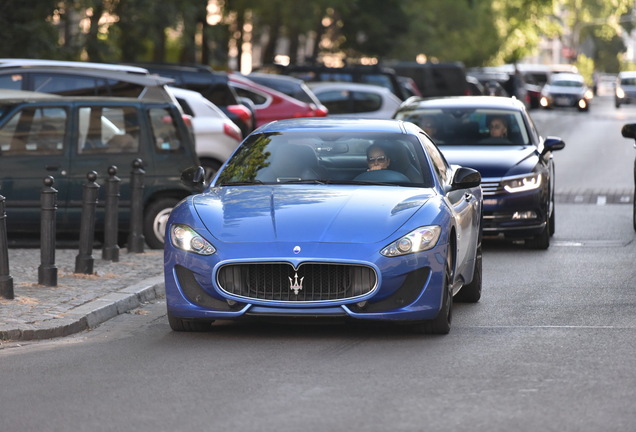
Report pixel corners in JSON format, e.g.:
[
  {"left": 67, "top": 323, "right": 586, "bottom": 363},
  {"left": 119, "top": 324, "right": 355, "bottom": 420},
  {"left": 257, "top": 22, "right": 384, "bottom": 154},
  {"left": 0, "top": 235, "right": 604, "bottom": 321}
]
[
  {"left": 278, "top": 64, "right": 409, "bottom": 100},
  {"left": 165, "top": 118, "right": 482, "bottom": 334},
  {"left": 126, "top": 63, "right": 256, "bottom": 137},
  {"left": 388, "top": 61, "right": 469, "bottom": 98},
  {"left": 620, "top": 123, "right": 636, "bottom": 231},
  {"left": 0, "top": 91, "right": 199, "bottom": 248},
  {"left": 394, "top": 96, "right": 565, "bottom": 249}
]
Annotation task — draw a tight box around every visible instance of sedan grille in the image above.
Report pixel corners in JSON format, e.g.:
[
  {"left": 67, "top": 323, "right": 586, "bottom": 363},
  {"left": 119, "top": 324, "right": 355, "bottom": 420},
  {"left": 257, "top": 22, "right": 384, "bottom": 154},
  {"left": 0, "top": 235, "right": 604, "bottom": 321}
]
[
  {"left": 480, "top": 179, "right": 503, "bottom": 196},
  {"left": 217, "top": 262, "right": 377, "bottom": 302}
]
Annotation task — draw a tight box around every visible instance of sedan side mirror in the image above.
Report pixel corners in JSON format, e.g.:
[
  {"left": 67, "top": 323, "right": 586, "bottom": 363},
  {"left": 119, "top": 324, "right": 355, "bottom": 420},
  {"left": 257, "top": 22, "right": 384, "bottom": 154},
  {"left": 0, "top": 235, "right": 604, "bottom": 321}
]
[
  {"left": 621, "top": 123, "right": 636, "bottom": 140},
  {"left": 181, "top": 166, "right": 206, "bottom": 192},
  {"left": 542, "top": 136, "right": 565, "bottom": 155},
  {"left": 450, "top": 166, "right": 481, "bottom": 191}
]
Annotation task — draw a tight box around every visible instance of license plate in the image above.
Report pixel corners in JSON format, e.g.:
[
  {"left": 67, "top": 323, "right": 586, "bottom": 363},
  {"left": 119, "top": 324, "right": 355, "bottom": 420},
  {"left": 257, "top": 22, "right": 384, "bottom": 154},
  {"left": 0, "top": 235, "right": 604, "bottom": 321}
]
[
  {"left": 556, "top": 97, "right": 570, "bottom": 105},
  {"left": 483, "top": 199, "right": 498, "bottom": 206}
]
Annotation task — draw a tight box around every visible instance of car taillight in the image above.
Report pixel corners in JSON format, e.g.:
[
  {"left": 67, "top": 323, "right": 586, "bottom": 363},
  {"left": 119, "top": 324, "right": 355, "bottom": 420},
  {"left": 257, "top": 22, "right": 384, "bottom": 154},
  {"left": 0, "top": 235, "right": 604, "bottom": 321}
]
[
  {"left": 223, "top": 122, "right": 242, "bottom": 142},
  {"left": 181, "top": 115, "right": 192, "bottom": 128},
  {"left": 314, "top": 106, "right": 329, "bottom": 117},
  {"left": 227, "top": 104, "right": 253, "bottom": 130}
]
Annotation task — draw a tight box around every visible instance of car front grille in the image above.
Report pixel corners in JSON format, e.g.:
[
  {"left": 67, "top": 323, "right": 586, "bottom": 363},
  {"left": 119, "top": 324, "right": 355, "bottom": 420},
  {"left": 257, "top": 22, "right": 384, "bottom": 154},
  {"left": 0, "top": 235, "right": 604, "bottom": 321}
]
[
  {"left": 480, "top": 179, "right": 502, "bottom": 196},
  {"left": 217, "top": 262, "right": 377, "bottom": 302}
]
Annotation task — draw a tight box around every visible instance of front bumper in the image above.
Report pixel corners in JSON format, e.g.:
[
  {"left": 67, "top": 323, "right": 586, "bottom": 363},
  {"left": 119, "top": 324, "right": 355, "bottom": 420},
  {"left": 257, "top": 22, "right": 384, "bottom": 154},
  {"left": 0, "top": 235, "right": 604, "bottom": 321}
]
[
  {"left": 164, "top": 239, "right": 450, "bottom": 324},
  {"left": 481, "top": 177, "right": 549, "bottom": 238}
]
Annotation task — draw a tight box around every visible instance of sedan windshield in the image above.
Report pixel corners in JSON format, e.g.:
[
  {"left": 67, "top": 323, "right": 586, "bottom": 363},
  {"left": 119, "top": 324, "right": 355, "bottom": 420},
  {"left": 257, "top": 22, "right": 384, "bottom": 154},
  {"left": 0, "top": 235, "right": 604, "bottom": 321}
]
[
  {"left": 215, "top": 130, "right": 435, "bottom": 187},
  {"left": 395, "top": 107, "right": 530, "bottom": 146}
]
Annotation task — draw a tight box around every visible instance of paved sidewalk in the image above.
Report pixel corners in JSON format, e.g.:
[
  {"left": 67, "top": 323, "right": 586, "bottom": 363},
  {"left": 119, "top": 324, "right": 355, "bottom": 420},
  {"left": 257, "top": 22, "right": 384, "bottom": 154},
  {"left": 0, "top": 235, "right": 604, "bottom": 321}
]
[{"left": 0, "top": 247, "right": 165, "bottom": 341}]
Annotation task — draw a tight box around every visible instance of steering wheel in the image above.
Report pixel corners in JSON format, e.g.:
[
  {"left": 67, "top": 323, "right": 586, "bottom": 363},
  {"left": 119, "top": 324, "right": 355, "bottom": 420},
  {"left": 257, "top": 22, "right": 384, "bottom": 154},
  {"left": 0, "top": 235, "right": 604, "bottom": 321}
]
[{"left": 353, "top": 169, "right": 411, "bottom": 183}]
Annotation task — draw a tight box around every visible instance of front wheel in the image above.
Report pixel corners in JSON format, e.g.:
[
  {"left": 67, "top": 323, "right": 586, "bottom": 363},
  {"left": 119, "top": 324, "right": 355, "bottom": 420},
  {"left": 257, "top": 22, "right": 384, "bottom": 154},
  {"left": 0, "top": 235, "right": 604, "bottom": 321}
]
[
  {"left": 455, "top": 244, "right": 481, "bottom": 303},
  {"left": 143, "top": 197, "right": 181, "bottom": 249},
  {"left": 412, "top": 252, "right": 453, "bottom": 335},
  {"left": 168, "top": 310, "right": 215, "bottom": 332}
]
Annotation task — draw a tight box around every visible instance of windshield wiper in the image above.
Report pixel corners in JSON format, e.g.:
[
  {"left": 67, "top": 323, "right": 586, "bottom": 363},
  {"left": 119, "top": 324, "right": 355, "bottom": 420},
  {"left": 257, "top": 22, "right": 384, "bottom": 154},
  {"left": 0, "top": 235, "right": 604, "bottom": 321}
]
[{"left": 217, "top": 180, "right": 265, "bottom": 186}]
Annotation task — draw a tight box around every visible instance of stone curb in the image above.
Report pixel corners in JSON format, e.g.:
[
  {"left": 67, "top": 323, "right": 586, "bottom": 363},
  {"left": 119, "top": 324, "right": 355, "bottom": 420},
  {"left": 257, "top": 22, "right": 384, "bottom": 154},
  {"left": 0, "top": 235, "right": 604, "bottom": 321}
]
[{"left": 0, "top": 276, "right": 165, "bottom": 341}]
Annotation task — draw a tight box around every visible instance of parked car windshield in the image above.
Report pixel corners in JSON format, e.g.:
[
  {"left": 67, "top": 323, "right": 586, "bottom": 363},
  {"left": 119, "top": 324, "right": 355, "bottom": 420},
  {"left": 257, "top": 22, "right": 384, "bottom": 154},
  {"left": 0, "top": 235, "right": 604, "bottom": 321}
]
[
  {"left": 395, "top": 107, "right": 530, "bottom": 146},
  {"left": 215, "top": 130, "right": 434, "bottom": 187}
]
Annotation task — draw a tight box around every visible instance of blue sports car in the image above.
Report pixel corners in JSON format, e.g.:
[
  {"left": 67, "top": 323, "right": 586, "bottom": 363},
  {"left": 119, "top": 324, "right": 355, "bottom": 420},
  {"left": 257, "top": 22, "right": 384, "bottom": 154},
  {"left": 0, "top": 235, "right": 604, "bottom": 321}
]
[
  {"left": 164, "top": 118, "right": 483, "bottom": 334},
  {"left": 394, "top": 96, "right": 565, "bottom": 249}
]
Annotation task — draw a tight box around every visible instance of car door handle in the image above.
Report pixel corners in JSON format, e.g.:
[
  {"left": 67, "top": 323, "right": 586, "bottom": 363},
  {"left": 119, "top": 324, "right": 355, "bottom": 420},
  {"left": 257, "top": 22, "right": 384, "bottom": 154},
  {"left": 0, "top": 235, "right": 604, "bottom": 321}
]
[{"left": 45, "top": 164, "right": 60, "bottom": 171}]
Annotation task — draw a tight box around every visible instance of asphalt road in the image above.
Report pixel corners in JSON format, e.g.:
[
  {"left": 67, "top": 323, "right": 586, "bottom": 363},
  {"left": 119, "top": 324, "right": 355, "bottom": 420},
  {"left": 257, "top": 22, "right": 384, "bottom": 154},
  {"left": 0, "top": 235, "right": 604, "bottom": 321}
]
[{"left": 0, "top": 95, "right": 634, "bottom": 432}]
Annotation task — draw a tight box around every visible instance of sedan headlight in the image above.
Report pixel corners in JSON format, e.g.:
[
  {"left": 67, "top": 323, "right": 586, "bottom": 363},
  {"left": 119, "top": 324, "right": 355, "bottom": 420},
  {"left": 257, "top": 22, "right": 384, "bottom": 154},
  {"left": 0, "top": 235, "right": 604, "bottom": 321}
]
[
  {"left": 502, "top": 173, "right": 542, "bottom": 193},
  {"left": 380, "top": 226, "right": 441, "bottom": 257},
  {"left": 170, "top": 224, "right": 216, "bottom": 255},
  {"left": 616, "top": 87, "right": 625, "bottom": 98}
]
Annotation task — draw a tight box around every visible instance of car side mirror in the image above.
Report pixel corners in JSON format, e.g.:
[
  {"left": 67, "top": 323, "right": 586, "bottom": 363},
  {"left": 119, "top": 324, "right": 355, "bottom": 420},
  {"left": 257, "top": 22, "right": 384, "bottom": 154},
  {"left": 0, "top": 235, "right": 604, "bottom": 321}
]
[
  {"left": 622, "top": 123, "right": 636, "bottom": 140},
  {"left": 450, "top": 166, "right": 481, "bottom": 191},
  {"left": 542, "top": 136, "right": 565, "bottom": 155},
  {"left": 181, "top": 166, "right": 206, "bottom": 192}
]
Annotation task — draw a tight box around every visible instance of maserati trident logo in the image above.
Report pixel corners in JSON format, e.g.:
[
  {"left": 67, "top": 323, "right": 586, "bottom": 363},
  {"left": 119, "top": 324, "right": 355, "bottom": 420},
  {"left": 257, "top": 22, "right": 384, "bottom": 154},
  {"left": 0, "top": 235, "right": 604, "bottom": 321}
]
[{"left": 288, "top": 273, "right": 304, "bottom": 295}]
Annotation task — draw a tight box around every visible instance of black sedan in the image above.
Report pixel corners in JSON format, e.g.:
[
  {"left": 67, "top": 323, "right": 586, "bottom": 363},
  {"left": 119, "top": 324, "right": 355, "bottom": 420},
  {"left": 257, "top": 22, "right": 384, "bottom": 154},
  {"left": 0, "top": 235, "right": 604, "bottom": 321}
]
[{"left": 394, "top": 96, "right": 565, "bottom": 249}]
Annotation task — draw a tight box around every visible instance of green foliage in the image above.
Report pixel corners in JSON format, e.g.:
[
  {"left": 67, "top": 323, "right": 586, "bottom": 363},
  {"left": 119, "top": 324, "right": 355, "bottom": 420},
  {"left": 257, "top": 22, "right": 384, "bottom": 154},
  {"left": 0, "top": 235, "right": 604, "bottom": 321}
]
[
  {"left": 0, "top": 0, "right": 60, "bottom": 58},
  {"left": 0, "top": 0, "right": 633, "bottom": 73}
]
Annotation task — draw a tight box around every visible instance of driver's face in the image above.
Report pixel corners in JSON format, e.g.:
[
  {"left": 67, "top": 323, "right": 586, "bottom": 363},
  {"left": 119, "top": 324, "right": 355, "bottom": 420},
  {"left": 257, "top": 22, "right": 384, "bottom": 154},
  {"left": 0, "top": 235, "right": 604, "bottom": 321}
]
[{"left": 367, "top": 149, "right": 390, "bottom": 171}]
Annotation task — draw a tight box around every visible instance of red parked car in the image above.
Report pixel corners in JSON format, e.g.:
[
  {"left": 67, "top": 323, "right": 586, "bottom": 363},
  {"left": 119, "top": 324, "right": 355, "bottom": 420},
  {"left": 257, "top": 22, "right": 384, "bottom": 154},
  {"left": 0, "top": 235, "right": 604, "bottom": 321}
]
[{"left": 229, "top": 74, "right": 327, "bottom": 128}]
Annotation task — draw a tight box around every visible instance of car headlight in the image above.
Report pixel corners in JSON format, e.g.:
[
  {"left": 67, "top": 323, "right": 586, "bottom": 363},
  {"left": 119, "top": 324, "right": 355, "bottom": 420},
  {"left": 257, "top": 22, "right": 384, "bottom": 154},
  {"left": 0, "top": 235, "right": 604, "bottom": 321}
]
[
  {"left": 502, "top": 173, "right": 542, "bottom": 193},
  {"left": 170, "top": 224, "right": 216, "bottom": 255},
  {"left": 380, "top": 226, "right": 441, "bottom": 257}
]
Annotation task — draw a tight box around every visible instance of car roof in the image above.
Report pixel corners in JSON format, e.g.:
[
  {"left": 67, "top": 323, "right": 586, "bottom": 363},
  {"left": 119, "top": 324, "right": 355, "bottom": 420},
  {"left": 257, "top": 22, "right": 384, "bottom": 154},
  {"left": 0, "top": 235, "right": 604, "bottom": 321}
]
[
  {"left": 0, "top": 93, "right": 167, "bottom": 105},
  {"left": 549, "top": 73, "right": 584, "bottom": 82},
  {"left": 307, "top": 81, "right": 394, "bottom": 93},
  {"left": 255, "top": 118, "right": 410, "bottom": 134},
  {"left": 398, "top": 95, "right": 526, "bottom": 111},
  {"left": 0, "top": 58, "right": 148, "bottom": 73},
  {"left": 0, "top": 59, "right": 174, "bottom": 86},
  {"left": 248, "top": 72, "right": 304, "bottom": 85},
  {"left": 618, "top": 71, "right": 636, "bottom": 78}
]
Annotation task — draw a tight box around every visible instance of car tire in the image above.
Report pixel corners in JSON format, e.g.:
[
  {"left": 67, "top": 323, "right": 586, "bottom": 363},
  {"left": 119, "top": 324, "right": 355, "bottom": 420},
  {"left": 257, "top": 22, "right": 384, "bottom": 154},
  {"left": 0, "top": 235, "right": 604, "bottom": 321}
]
[
  {"left": 455, "top": 244, "right": 481, "bottom": 303},
  {"left": 412, "top": 250, "right": 453, "bottom": 335},
  {"left": 549, "top": 205, "right": 556, "bottom": 236},
  {"left": 168, "top": 310, "right": 215, "bottom": 332},
  {"left": 143, "top": 197, "right": 181, "bottom": 249}
]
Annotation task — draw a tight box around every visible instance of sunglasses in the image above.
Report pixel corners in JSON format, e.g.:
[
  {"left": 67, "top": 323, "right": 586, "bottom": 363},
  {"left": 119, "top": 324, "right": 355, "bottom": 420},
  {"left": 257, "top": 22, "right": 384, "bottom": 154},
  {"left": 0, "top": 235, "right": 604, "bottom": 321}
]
[{"left": 367, "top": 155, "right": 387, "bottom": 164}]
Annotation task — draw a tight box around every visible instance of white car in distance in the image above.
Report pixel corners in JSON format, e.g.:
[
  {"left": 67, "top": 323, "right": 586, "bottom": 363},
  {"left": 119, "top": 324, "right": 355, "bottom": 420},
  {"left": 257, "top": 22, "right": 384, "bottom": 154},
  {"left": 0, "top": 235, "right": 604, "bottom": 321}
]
[{"left": 167, "top": 86, "right": 242, "bottom": 180}]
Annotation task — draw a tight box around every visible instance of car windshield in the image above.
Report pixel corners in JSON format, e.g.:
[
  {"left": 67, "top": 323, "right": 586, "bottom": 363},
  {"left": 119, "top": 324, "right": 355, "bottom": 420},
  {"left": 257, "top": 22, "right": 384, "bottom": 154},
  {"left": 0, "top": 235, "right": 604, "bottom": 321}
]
[
  {"left": 621, "top": 77, "right": 636, "bottom": 85},
  {"left": 395, "top": 107, "right": 530, "bottom": 146},
  {"left": 215, "top": 130, "right": 435, "bottom": 187},
  {"left": 552, "top": 80, "right": 583, "bottom": 88}
]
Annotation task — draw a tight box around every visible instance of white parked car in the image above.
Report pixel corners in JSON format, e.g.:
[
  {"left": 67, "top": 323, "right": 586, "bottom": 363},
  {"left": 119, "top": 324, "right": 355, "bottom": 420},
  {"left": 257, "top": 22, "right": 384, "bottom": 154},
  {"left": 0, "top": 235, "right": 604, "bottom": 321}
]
[
  {"left": 167, "top": 86, "right": 242, "bottom": 179},
  {"left": 307, "top": 82, "right": 402, "bottom": 119}
]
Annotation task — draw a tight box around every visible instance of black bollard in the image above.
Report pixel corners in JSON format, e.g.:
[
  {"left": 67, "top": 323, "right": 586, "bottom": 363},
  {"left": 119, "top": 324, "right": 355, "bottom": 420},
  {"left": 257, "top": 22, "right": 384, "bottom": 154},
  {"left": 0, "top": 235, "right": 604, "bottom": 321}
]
[
  {"left": 75, "top": 171, "right": 100, "bottom": 274},
  {"left": 38, "top": 176, "right": 58, "bottom": 287},
  {"left": 0, "top": 194, "right": 14, "bottom": 299},
  {"left": 102, "top": 166, "right": 120, "bottom": 262},
  {"left": 127, "top": 158, "right": 145, "bottom": 253}
]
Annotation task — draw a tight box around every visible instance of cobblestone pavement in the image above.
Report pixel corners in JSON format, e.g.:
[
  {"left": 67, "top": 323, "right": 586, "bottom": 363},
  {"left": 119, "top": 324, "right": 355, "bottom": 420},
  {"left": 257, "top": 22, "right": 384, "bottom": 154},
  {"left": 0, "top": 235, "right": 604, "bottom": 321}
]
[{"left": 0, "top": 247, "right": 164, "bottom": 342}]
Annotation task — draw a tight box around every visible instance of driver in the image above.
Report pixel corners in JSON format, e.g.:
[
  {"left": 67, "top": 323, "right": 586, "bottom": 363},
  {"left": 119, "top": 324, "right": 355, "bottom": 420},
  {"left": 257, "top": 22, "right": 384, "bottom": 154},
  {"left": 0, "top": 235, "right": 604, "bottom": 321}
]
[
  {"left": 489, "top": 116, "right": 508, "bottom": 138},
  {"left": 366, "top": 144, "right": 391, "bottom": 171}
]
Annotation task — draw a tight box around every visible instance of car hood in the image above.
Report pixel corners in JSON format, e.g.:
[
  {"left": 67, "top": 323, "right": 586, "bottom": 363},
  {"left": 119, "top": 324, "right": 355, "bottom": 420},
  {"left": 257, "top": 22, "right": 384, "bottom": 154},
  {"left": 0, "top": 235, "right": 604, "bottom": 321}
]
[
  {"left": 192, "top": 185, "right": 435, "bottom": 243},
  {"left": 545, "top": 85, "right": 585, "bottom": 96},
  {"left": 440, "top": 145, "right": 537, "bottom": 178}
]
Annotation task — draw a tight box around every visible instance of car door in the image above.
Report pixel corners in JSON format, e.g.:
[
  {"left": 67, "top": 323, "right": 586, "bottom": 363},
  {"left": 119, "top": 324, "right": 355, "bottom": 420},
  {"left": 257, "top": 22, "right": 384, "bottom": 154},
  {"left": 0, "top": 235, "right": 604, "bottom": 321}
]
[
  {"left": 66, "top": 103, "right": 144, "bottom": 227},
  {"left": 0, "top": 103, "right": 70, "bottom": 232},
  {"left": 422, "top": 135, "right": 479, "bottom": 275}
]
